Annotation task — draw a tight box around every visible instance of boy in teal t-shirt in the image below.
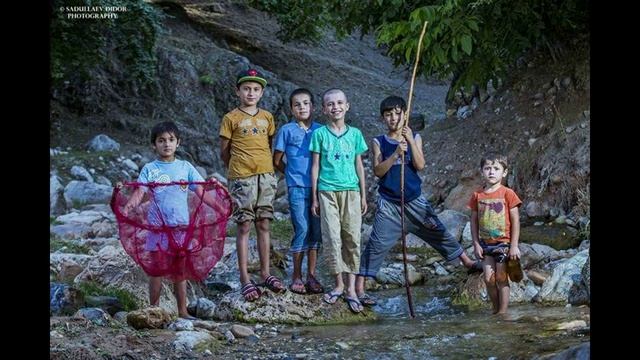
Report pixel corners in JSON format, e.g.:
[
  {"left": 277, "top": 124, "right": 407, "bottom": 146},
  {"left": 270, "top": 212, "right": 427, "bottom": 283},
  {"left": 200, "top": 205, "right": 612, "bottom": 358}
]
[{"left": 309, "top": 88, "right": 368, "bottom": 313}]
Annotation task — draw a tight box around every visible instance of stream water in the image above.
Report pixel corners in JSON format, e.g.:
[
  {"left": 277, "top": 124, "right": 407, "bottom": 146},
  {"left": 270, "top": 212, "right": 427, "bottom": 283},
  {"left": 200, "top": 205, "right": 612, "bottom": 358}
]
[{"left": 234, "top": 284, "right": 590, "bottom": 359}]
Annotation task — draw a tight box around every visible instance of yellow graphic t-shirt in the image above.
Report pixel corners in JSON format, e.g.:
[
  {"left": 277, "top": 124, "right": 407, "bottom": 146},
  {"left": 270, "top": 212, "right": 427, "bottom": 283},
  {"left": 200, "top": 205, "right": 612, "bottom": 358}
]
[
  {"left": 219, "top": 108, "right": 275, "bottom": 179},
  {"left": 468, "top": 185, "right": 522, "bottom": 244}
]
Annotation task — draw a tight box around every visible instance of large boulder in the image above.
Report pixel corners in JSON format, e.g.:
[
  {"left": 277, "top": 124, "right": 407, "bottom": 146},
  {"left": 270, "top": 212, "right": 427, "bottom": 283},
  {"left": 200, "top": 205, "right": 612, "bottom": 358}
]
[
  {"left": 73, "top": 245, "right": 204, "bottom": 315},
  {"left": 86, "top": 134, "right": 120, "bottom": 152},
  {"left": 443, "top": 177, "right": 482, "bottom": 213},
  {"left": 64, "top": 181, "right": 113, "bottom": 208},
  {"left": 519, "top": 224, "right": 580, "bottom": 250},
  {"left": 534, "top": 249, "right": 589, "bottom": 305},
  {"left": 214, "top": 289, "right": 376, "bottom": 324},
  {"left": 437, "top": 209, "right": 469, "bottom": 241}
]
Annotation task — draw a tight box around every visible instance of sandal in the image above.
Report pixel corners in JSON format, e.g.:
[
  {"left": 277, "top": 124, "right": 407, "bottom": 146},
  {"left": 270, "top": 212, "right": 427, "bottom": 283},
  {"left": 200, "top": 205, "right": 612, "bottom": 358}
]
[
  {"left": 357, "top": 293, "right": 377, "bottom": 307},
  {"left": 305, "top": 274, "right": 324, "bottom": 294},
  {"left": 323, "top": 291, "right": 343, "bottom": 304},
  {"left": 262, "top": 275, "right": 286, "bottom": 293},
  {"left": 344, "top": 296, "right": 363, "bottom": 313},
  {"left": 289, "top": 279, "right": 307, "bottom": 294},
  {"left": 507, "top": 258, "right": 524, "bottom": 283},
  {"left": 241, "top": 281, "right": 262, "bottom": 302}
]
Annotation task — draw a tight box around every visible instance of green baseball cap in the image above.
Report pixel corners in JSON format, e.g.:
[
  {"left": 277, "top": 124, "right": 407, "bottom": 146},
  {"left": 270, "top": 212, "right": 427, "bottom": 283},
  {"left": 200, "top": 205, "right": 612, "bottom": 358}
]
[{"left": 236, "top": 68, "right": 267, "bottom": 87}]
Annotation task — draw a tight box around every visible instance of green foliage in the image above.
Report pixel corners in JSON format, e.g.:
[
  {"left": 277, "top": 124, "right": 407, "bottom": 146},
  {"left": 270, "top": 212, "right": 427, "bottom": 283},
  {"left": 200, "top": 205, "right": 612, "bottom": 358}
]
[
  {"left": 225, "top": 219, "right": 293, "bottom": 245},
  {"left": 270, "top": 219, "right": 293, "bottom": 242},
  {"left": 250, "top": 0, "right": 588, "bottom": 101},
  {"left": 50, "top": 237, "right": 91, "bottom": 254},
  {"left": 199, "top": 74, "right": 214, "bottom": 85},
  {"left": 50, "top": 0, "right": 164, "bottom": 90},
  {"left": 77, "top": 281, "right": 140, "bottom": 311}
]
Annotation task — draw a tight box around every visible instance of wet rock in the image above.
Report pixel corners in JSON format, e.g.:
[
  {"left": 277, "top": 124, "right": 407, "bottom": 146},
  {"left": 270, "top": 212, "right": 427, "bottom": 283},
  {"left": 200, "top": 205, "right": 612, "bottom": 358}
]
[
  {"left": 554, "top": 320, "right": 587, "bottom": 331},
  {"left": 377, "top": 263, "right": 423, "bottom": 286}
]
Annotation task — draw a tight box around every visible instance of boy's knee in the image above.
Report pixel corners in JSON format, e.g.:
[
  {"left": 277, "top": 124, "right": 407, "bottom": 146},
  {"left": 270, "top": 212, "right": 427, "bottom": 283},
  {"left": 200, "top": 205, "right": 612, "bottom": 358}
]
[
  {"left": 237, "top": 222, "right": 252, "bottom": 234},
  {"left": 255, "top": 218, "right": 270, "bottom": 232},
  {"left": 483, "top": 272, "right": 496, "bottom": 285},
  {"left": 495, "top": 271, "right": 509, "bottom": 285}
]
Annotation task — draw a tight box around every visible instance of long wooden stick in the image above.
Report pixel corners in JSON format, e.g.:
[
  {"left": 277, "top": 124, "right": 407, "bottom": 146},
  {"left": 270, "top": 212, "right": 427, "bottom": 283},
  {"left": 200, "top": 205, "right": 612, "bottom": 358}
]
[{"left": 401, "top": 20, "right": 428, "bottom": 319}]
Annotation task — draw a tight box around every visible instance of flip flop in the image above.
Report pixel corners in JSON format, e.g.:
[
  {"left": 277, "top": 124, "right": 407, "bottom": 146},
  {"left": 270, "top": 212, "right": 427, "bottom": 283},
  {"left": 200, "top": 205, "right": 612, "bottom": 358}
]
[
  {"left": 323, "top": 291, "right": 343, "bottom": 304},
  {"left": 179, "top": 315, "right": 198, "bottom": 321},
  {"left": 344, "top": 296, "right": 363, "bottom": 313},
  {"left": 357, "top": 293, "right": 377, "bottom": 307}
]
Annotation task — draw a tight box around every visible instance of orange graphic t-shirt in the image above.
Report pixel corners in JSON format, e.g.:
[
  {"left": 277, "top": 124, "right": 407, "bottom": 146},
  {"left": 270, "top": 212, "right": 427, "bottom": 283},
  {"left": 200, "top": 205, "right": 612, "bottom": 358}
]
[
  {"left": 219, "top": 108, "right": 275, "bottom": 179},
  {"left": 468, "top": 185, "right": 522, "bottom": 244}
]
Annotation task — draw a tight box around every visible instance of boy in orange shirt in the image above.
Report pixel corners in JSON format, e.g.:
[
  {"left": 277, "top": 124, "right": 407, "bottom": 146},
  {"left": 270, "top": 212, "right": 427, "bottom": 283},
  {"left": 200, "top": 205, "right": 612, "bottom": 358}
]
[
  {"left": 219, "top": 69, "right": 285, "bottom": 301},
  {"left": 469, "top": 153, "right": 522, "bottom": 314}
]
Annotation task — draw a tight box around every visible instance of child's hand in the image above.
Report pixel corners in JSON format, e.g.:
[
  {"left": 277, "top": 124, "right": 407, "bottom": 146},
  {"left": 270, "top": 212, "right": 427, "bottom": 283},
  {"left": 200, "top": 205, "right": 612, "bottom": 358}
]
[
  {"left": 311, "top": 198, "right": 320, "bottom": 217},
  {"left": 395, "top": 141, "right": 408, "bottom": 156},
  {"left": 360, "top": 197, "right": 368, "bottom": 215},
  {"left": 123, "top": 202, "right": 135, "bottom": 217},
  {"left": 115, "top": 181, "right": 124, "bottom": 189},
  {"left": 206, "top": 176, "right": 220, "bottom": 185},
  {"left": 509, "top": 246, "right": 521, "bottom": 260},
  {"left": 401, "top": 126, "right": 414, "bottom": 143},
  {"left": 473, "top": 244, "right": 484, "bottom": 259}
]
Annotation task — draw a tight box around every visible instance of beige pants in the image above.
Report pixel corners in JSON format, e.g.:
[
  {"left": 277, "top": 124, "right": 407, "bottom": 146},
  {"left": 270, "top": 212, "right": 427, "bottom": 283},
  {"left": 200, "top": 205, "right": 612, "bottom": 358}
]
[
  {"left": 319, "top": 190, "right": 362, "bottom": 275},
  {"left": 229, "top": 173, "right": 277, "bottom": 223}
]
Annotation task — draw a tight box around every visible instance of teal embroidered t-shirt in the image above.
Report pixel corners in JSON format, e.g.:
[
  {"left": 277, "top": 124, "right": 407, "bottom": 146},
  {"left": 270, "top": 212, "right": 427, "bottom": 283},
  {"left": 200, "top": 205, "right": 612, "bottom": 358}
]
[{"left": 309, "top": 125, "right": 368, "bottom": 191}]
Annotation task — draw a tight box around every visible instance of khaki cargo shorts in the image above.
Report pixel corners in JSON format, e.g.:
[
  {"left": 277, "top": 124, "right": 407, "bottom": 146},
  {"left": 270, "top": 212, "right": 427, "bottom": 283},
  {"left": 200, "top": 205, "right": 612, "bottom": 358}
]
[{"left": 229, "top": 173, "right": 277, "bottom": 223}]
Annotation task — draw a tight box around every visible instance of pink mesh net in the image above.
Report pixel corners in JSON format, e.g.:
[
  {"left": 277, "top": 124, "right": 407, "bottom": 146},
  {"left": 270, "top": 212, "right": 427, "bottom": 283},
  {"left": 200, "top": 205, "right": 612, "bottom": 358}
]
[{"left": 111, "top": 180, "right": 231, "bottom": 282}]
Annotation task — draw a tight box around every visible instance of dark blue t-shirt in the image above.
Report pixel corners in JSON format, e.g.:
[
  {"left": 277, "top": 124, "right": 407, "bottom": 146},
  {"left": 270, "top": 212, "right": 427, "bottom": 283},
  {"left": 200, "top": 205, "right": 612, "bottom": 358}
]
[{"left": 375, "top": 134, "right": 422, "bottom": 203}]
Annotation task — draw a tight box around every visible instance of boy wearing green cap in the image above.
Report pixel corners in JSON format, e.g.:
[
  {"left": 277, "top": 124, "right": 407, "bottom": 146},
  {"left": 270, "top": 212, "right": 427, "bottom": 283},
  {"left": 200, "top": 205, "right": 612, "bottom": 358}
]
[{"left": 219, "top": 68, "right": 285, "bottom": 301}]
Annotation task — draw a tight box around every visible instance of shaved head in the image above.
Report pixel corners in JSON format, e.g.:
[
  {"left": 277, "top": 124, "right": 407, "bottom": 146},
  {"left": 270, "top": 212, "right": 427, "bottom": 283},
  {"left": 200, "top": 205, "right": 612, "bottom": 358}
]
[{"left": 322, "top": 88, "right": 347, "bottom": 105}]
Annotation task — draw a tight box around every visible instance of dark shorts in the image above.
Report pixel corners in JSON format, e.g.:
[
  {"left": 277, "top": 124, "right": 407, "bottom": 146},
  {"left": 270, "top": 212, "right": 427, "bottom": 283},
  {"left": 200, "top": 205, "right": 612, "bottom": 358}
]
[{"left": 479, "top": 239, "right": 510, "bottom": 263}]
